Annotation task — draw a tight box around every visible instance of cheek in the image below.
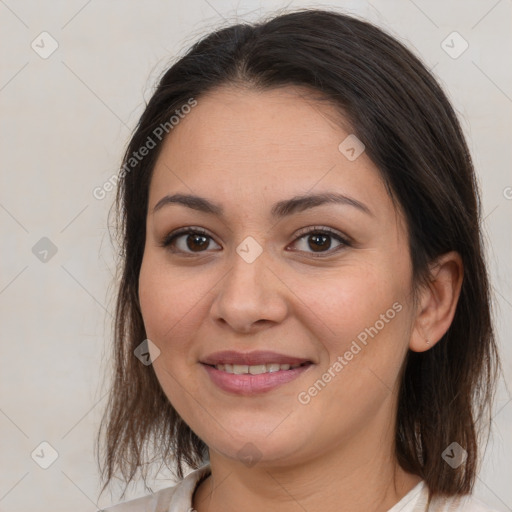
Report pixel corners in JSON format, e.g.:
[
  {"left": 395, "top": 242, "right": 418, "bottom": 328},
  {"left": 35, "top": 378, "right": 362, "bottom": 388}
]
[
  {"left": 138, "top": 255, "right": 185, "bottom": 352},
  {"left": 291, "top": 265, "right": 412, "bottom": 405},
  {"left": 138, "top": 254, "right": 214, "bottom": 357},
  {"left": 294, "top": 273, "right": 409, "bottom": 421},
  {"left": 292, "top": 266, "right": 404, "bottom": 347},
  {"left": 138, "top": 256, "right": 169, "bottom": 340},
  {"left": 138, "top": 255, "right": 205, "bottom": 410}
]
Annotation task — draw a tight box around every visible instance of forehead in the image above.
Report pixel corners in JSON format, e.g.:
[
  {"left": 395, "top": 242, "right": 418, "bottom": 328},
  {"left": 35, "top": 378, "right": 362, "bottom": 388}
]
[
  {"left": 162, "top": 85, "right": 349, "bottom": 162},
  {"left": 148, "top": 85, "right": 389, "bottom": 219}
]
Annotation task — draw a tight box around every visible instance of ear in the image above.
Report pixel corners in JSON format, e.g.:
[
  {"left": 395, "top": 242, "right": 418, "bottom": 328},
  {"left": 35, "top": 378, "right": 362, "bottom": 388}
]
[{"left": 409, "top": 251, "right": 464, "bottom": 353}]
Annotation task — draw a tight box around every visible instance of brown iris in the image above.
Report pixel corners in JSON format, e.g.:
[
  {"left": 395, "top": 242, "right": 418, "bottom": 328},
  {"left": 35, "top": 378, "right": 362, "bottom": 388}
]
[
  {"left": 187, "top": 233, "right": 210, "bottom": 252},
  {"left": 308, "top": 233, "right": 331, "bottom": 252}
]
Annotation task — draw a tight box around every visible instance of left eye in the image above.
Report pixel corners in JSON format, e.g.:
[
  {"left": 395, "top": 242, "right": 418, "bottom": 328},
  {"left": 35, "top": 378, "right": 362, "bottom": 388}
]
[
  {"left": 290, "top": 227, "right": 349, "bottom": 256},
  {"left": 160, "top": 227, "right": 349, "bottom": 257}
]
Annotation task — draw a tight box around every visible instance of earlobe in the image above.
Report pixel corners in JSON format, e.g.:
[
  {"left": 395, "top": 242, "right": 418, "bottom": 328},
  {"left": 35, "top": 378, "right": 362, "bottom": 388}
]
[{"left": 409, "top": 251, "right": 464, "bottom": 353}]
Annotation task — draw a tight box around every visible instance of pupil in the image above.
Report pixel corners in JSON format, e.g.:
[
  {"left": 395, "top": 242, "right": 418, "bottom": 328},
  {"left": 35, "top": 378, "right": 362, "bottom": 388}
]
[
  {"left": 309, "top": 234, "right": 330, "bottom": 252},
  {"left": 187, "top": 234, "right": 208, "bottom": 251}
]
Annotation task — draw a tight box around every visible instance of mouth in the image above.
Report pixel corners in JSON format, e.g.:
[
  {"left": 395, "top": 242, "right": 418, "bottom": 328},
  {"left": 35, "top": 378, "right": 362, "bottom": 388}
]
[
  {"left": 200, "top": 349, "right": 312, "bottom": 367},
  {"left": 204, "top": 361, "right": 311, "bottom": 375},
  {"left": 200, "top": 350, "right": 314, "bottom": 395}
]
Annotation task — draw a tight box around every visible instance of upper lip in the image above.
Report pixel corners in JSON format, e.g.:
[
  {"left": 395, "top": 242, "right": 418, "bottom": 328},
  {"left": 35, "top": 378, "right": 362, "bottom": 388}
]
[{"left": 201, "top": 350, "right": 312, "bottom": 366}]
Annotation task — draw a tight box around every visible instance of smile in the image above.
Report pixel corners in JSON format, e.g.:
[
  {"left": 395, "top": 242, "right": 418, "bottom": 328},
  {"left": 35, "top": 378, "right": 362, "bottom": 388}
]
[
  {"left": 201, "top": 361, "right": 313, "bottom": 395},
  {"left": 212, "top": 362, "right": 306, "bottom": 374}
]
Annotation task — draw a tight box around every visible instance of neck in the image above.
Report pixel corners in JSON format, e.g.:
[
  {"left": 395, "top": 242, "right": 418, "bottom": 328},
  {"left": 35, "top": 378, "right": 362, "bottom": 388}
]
[{"left": 193, "top": 428, "right": 422, "bottom": 512}]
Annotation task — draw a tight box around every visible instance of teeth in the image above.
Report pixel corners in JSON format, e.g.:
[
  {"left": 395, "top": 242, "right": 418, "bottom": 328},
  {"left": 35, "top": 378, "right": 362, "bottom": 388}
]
[
  {"left": 248, "top": 364, "right": 266, "bottom": 375},
  {"left": 214, "top": 363, "right": 303, "bottom": 374},
  {"left": 233, "top": 364, "right": 248, "bottom": 374}
]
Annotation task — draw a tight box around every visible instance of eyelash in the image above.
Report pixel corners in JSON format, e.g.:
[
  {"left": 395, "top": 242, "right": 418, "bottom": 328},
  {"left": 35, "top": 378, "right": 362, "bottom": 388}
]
[{"left": 159, "top": 226, "right": 351, "bottom": 258}]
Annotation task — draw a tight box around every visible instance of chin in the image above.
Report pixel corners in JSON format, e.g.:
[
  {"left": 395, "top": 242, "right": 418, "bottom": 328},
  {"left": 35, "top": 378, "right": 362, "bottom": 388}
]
[{"left": 198, "top": 422, "right": 311, "bottom": 468}]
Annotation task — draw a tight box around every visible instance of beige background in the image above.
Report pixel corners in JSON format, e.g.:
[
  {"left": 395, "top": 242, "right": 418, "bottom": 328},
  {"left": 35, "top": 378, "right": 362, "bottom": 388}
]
[{"left": 0, "top": 1, "right": 511, "bottom": 511}]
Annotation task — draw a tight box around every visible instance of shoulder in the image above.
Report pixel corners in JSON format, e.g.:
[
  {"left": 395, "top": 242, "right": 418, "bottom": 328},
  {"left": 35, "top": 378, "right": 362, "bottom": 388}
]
[
  {"left": 441, "top": 494, "right": 502, "bottom": 512},
  {"left": 428, "top": 486, "right": 501, "bottom": 511},
  {"left": 389, "top": 480, "right": 500, "bottom": 512},
  {"left": 98, "top": 464, "right": 211, "bottom": 512},
  {"left": 97, "top": 486, "right": 177, "bottom": 512}
]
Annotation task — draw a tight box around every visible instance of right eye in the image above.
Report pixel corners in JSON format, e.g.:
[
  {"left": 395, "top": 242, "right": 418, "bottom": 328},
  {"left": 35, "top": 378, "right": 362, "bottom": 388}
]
[{"left": 160, "top": 227, "right": 222, "bottom": 255}]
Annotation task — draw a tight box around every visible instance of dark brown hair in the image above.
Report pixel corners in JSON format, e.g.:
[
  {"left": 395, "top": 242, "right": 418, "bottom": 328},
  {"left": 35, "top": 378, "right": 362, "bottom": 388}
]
[{"left": 95, "top": 7, "right": 500, "bottom": 505}]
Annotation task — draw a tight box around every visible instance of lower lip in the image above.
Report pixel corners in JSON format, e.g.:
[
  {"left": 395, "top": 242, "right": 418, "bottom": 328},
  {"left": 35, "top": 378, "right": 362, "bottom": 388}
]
[{"left": 201, "top": 363, "right": 312, "bottom": 395}]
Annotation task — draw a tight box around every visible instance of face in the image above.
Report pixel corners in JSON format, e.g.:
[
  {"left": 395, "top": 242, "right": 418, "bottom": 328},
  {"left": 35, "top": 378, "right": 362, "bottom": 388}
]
[{"left": 138, "top": 85, "right": 417, "bottom": 469}]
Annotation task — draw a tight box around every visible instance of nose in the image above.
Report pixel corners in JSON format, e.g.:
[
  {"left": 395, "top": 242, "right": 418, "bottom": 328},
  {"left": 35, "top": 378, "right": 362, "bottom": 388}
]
[{"left": 210, "top": 246, "right": 289, "bottom": 334}]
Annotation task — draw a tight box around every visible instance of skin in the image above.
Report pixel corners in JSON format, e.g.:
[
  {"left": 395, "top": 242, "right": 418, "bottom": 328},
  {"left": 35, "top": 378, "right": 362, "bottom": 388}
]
[{"left": 138, "top": 84, "right": 463, "bottom": 512}]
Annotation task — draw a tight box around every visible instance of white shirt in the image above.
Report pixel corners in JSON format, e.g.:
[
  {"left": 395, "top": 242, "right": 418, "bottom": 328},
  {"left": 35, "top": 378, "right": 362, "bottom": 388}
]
[{"left": 99, "top": 464, "right": 499, "bottom": 512}]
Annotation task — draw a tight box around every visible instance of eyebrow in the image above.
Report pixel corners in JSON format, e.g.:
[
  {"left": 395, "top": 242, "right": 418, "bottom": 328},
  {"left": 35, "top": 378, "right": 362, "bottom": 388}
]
[{"left": 152, "top": 192, "right": 373, "bottom": 218}]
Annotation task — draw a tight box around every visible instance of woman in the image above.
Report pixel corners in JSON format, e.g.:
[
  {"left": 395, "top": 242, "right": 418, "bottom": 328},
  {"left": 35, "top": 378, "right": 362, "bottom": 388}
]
[{"left": 96, "top": 8, "right": 501, "bottom": 512}]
